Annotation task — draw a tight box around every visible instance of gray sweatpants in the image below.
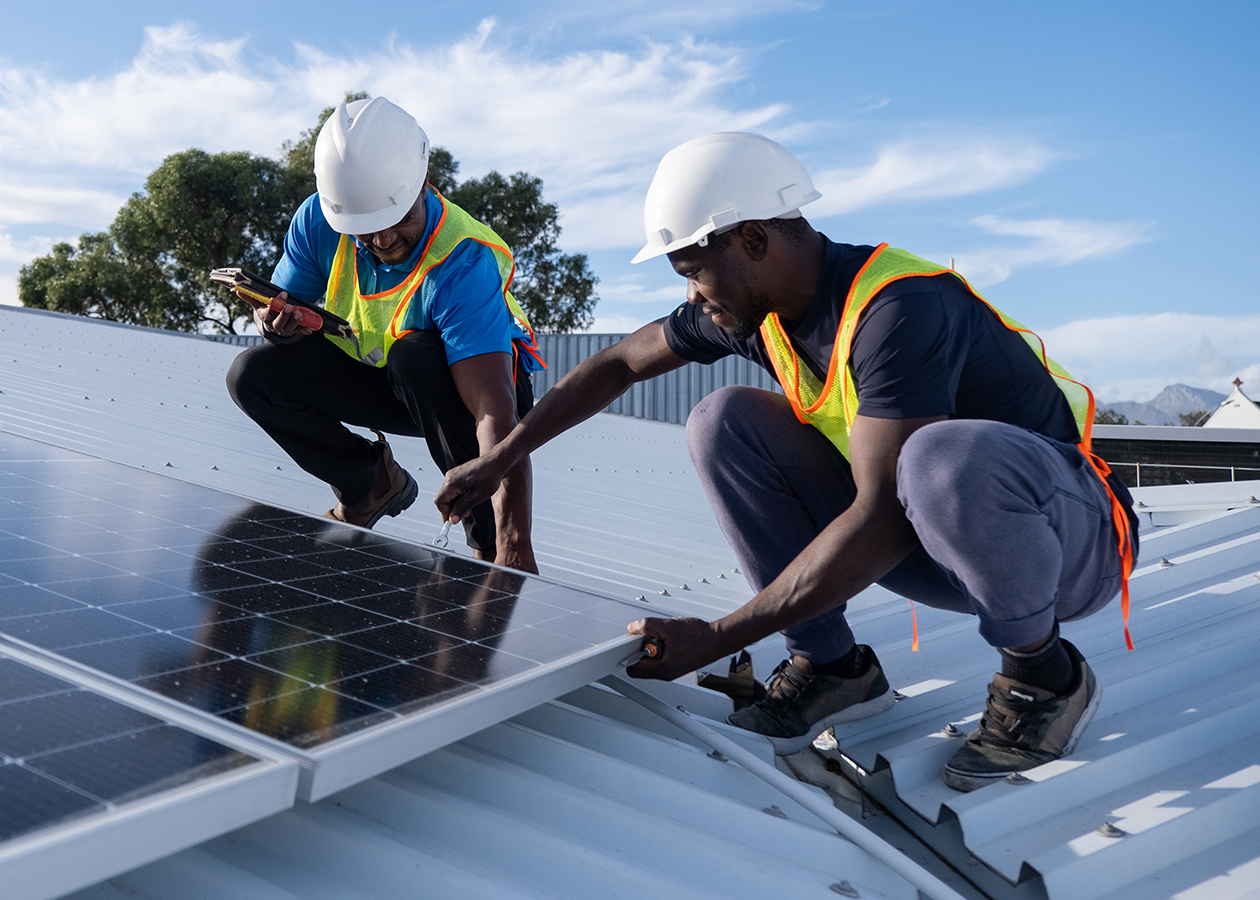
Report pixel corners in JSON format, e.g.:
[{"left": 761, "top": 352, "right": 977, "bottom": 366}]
[{"left": 686, "top": 386, "right": 1124, "bottom": 661}]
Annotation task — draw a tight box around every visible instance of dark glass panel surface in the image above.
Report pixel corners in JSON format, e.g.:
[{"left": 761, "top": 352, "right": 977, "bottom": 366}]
[
  {"left": 351, "top": 588, "right": 459, "bottom": 621},
  {"left": 200, "top": 583, "right": 324, "bottom": 615},
  {"left": 218, "top": 687, "right": 393, "bottom": 747},
  {"left": 60, "top": 633, "right": 226, "bottom": 680},
  {"left": 108, "top": 595, "right": 251, "bottom": 630},
  {"left": 284, "top": 571, "right": 394, "bottom": 601},
  {"left": 0, "top": 555, "right": 126, "bottom": 584},
  {"left": 302, "top": 547, "right": 400, "bottom": 573},
  {"left": 416, "top": 643, "right": 537, "bottom": 685},
  {"left": 81, "top": 547, "right": 201, "bottom": 576},
  {"left": 248, "top": 534, "right": 346, "bottom": 557},
  {"left": 1, "top": 608, "right": 155, "bottom": 650},
  {"left": 0, "top": 765, "right": 103, "bottom": 841},
  {"left": 0, "top": 658, "right": 73, "bottom": 702},
  {"left": 174, "top": 617, "right": 320, "bottom": 656},
  {"left": 0, "top": 538, "right": 70, "bottom": 562},
  {"left": 340, "top": 622, "right": 465, "bottom": 662},
  {"left": 226, "top": 556, "right": 331, "bottom": 582},
  {"left": 0, "top": 690, "right": 160, "bottom": 757},
  {"left": 327, "top": 663, "right": 475, "bottom": 712},
  {"left": 514, "top": 580, "right": 609, "bottom": 612},
  {"left": 0, "top": 584, "right": 89, "bottom": 619},
  {"left": 34, "top": 531, "right": 160, "bottom": 556},
  {"left": 40, "top": 574, "right": 181, "bottom": 606},
  {"left": 136, "top": 659, "right": 309, "bottom": 714},
  {"left": 248, "top": 639, "right": 396, "bottom": 684},
  {"left": 26, "top": 725, "right": 253, "bottom": 805},
  {"left": 270, "top": 602, "right": 395, "bottom": 636},
  {"left": 412, "top": 577, "right": 514, "bottom": 608},
  {"left": 420, "top": 607, "right": 521, "bottom": 642}
]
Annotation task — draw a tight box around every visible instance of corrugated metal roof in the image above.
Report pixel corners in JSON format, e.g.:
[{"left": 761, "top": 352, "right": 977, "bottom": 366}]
[{"left": 3, "top": 305, "right": 1259, "bottom": 899}]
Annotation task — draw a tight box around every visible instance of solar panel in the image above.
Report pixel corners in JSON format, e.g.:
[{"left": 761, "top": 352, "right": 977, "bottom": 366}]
[
  {"left": 0, "top": 431, "right": 642, "bottom": 800},
  {"left": 0, "top": 645, "right": 296, "bottom": 900}
]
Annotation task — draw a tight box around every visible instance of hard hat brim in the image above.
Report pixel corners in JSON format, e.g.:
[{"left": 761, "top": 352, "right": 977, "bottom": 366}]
[{"left": 320, "top": 183, "right": 423, "bottom": 236}]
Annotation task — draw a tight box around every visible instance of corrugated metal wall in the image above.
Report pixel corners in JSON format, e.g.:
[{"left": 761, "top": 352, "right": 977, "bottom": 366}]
[
  {"left": 532, "top": 333, "right": 782, "bottom": 426},
  {"left": 207, "top": 332, "right": 784, "bottom": 426}
]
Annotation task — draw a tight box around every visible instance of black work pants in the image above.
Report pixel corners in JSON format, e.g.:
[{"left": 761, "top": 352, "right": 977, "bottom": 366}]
[{"left": 226, "top": 332, "right": 533, "bottom": 552}]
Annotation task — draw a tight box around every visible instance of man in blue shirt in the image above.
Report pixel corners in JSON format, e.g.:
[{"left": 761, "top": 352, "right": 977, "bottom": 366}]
[{"left": 227, "top": 97, "right": 540, "bottom": 573}]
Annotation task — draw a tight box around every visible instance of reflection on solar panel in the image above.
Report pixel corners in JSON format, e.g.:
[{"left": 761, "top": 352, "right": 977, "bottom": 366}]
[
  {"left": 0, "top": 646, "right": 296, "bottom": 900},
  {"left": 0, "top": 431, "right": 641, "bottom": 799}
]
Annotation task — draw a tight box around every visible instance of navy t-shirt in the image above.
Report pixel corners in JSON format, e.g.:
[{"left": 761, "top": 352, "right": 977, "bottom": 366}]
[{"left": 663, "top": 238, "right": 1081, "bottom": 443}]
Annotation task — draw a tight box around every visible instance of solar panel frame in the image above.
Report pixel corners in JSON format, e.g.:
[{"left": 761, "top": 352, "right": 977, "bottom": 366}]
[
  {"left": 0, "top": 431, "right": 645, "bottom": 801},
  {"left": 0, "top": 644, "right": 298, "bottom": 900}
]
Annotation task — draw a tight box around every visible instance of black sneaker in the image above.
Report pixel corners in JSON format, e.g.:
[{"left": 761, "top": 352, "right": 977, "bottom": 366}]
[
  {"left": 725, "top": 645, "right": 895, "bottom": 755},
  {"left": 943, "top": 639, "right": 1101, "bottom": 792}
]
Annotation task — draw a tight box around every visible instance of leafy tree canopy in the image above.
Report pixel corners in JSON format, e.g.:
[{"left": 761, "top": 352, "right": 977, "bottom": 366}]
[
  {"left": 1094, "top": 408, "right": 1129, "bottom": 425},
  {"left": 20, "top": 92, "right": 597, "bottom": 334}
]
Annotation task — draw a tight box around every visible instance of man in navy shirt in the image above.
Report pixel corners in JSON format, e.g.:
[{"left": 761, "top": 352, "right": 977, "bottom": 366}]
[
  {"left": 435, "top": 133, "right": 1135, "bottom": 790},
  {"left": 228, "top": 98, "right": 540, "bottom": 572}
]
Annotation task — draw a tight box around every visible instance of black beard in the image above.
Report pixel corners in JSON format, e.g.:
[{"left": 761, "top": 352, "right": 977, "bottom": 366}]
[{"left": 727, "top": 292, "right": 775, "bottom": 341}]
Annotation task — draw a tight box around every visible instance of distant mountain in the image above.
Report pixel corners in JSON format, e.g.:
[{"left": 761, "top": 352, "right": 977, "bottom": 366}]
[{"left": 1099, "top": 384, "right": 1226, "bottom": 426}]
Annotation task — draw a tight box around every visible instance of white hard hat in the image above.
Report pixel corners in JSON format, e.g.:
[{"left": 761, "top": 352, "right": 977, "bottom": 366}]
[
  {"left": 631, "top": 132, "right": 821, "bottom": 264},
  {"left": 314, "top": 97, "right": 430, "bottom": 235}
]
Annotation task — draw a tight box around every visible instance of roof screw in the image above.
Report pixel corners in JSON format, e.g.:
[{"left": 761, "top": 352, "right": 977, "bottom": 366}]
[
  {"left": 679, "top": 584, "right": 690, "bottom": 591},
  {"left": 942, "top": 723, "right": 961, "bottom": 737},
  {"left": 892, "top": 690, "right": 906, "bottom": 701},
  {"left": 718, "top": 573, "right": 727, "bottom": 579},
  {"left": 634, "top": 595, "right": 646, "bottom": 602},
  {"left": 210, "top": 465, "right": 219, "bottom": 470},
  {"left": 830, "top": 883, "right": 860, "bottom": 898},
  {"left": 658, "top": 589, "right": 670, "bottom": 596},
  {"left": 732, "top": 567, "right": 741, "bottom": 574},
  {"left": 274, "top": 465, "right": 281, "bottom": 470},
  {"left": 1158, "top": 557, "right": 1174, "bottom": 567},
  {"left": 1097, "top": 822, "right": 1125, "bottom": 838},
  {"left": 83, "top": 396, "right": 89, "bottom": 400},
  {"left": 762, "top": 805, "right": 787, "bottom": 819},
  {"left": 1136, "top": 500, "right": 1147, "bottom": 508},
  {"left": 698, "top": 577, "right": 709, "bottom": 584},
  {"left": 163, "top": 462, "right": 173, "bottom": 467},
  {"left": 706, "top": 749, "right": 728, "bottom": 762},
  {"left": 1005, "top": 772, "right": 1031, "bottom": 785},
  {"left": 1250, "top": 497, "right": 1260, "bottom": 504}
]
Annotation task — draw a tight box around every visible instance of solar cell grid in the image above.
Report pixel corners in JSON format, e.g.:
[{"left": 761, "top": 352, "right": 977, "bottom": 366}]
[
  {"left": 0, "top": 652, "right": 258, "bottom": 846},
  {"left": 0, "top": 432, "right": 640, "bottom": 765}
]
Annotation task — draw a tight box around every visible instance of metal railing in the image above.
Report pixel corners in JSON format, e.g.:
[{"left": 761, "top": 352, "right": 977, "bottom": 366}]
[{"left": 1108, "top": 461, "right": 1260, "bottom": 488}]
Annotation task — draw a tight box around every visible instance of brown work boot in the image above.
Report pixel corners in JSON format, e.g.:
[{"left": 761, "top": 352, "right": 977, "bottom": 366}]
[{"left": 324, "top": 432, "right": 418, "bottom": 529}]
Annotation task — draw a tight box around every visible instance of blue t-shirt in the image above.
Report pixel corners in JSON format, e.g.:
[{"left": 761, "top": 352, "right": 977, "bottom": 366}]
[{"left": 272, "top": 189, "right": 540, "bottom": 371}]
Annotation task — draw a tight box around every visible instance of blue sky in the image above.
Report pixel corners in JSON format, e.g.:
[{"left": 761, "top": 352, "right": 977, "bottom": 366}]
[{"left": 1, "top": 1, "right": 1256, "bottom": 401}]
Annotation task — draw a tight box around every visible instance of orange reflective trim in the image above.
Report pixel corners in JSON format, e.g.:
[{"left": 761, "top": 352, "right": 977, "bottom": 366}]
[
  {"left": 1083, "top": 448, "right": 1136, "bottom": 649},
  {"left": 910, "top": 600, "right": 920, "bottom": 652},
  {"left": 811, "top": 243, "right": 891, "bottom": 416},
  {"left": 760, "top": 314, "right": 811, "bottom": 425}
]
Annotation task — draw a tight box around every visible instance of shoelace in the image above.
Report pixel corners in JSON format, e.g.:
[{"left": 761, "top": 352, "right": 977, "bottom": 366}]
[
  {"left": 972, "top": 684, "right": 1045, "bottom": 750},
  {"left": 763, "top": 660, "right": 813, "bottom": 707}
]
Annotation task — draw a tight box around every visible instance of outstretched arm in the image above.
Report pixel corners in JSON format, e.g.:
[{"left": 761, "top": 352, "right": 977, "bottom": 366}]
[
  {"left": 436, "top": 320, "right": 687, "bottom": 524},
  {"left": 628, "top": 413, "right": 945, "bottom": 679}
]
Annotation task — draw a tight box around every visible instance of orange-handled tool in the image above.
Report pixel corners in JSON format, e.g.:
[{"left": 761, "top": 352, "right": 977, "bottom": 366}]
[{"left": 269, "top": 296, "right": 322, "bottom": 330}]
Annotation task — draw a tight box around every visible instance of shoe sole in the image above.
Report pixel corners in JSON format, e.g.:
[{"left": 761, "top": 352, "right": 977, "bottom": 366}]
[
  {"left": 942, "top": 681, "right": 1104, "bottom": 792},
  {"left": 363, "top": 470, "right": 419, "bottom": 530},
  {"left": 758, "top": 686, "right": 897, "bottom": 756}
]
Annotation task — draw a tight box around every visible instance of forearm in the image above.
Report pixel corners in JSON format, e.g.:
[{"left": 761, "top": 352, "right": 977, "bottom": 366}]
[
  {"left": 712, "top": 494, "right": 919, "bottom": 652},
  {"left": 484, "top": 325, "right": 681, "bottom": 471}
]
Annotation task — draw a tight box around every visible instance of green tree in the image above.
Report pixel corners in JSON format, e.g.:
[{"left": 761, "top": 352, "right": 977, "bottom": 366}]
[
  {"left": 1177, "top": 409, "right": 1210, "bottom": 426},
  {"left": 20, "top": 94, "right": 598, "bottom": 334},
  {"left": 1094, "top": 408, "right": 1129, "bottom": 425}
]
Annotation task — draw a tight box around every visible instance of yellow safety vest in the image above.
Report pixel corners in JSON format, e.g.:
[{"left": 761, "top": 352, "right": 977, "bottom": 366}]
[
  {"left": 759, "top": 243, "right": 1139, "bottom": 650},
  {"left": 323, "top": 189, "right": 544, "bottom": 369},
  {"left": 758, "top": 243, "right": 1094, "bottom": 460}
]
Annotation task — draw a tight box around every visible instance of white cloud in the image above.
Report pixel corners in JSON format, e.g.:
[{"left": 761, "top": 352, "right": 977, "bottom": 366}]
[
  {"left": 586, "top": 311, "right": 654, "bottom": 334},
  {"left": 0, "top": 183, "right": 125, "bottom": 228},
  {"left": 809, "top": 137, "right": 1054, "bottom": 218},
  {"left": 1042, "top": 312, "right": 1260, "bottom": 402},
  {"left": 951, "top": 215, "right": 1153, "bottom": 287}
]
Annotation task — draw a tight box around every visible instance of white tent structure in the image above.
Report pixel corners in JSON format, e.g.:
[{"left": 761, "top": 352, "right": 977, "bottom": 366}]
[{"left": 1204, "top": 378, "right": 1260, "bottom": 428}]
